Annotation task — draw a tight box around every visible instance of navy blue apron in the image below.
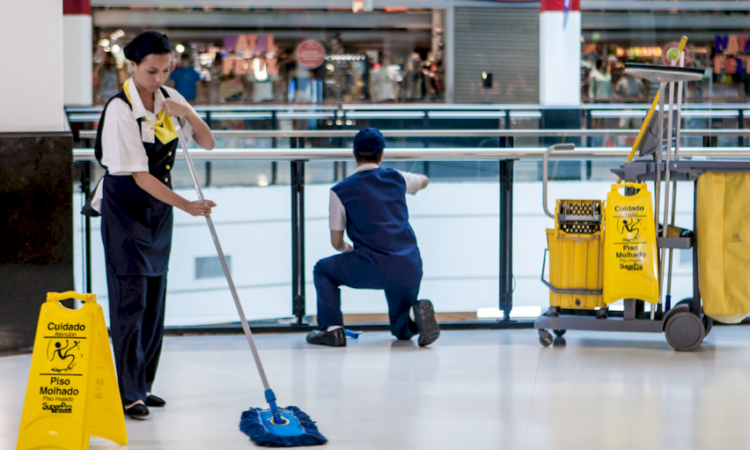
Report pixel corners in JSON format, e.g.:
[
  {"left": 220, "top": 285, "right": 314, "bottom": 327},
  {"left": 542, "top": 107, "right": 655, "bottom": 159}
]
[{"left": 93, "top": 88, "right": 178, "bottom": 276}]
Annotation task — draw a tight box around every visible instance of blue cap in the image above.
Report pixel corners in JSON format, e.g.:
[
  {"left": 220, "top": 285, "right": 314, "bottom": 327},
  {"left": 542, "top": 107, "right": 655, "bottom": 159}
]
[{"left": 353, "top": 128, "right": 385, "bottom": 157}]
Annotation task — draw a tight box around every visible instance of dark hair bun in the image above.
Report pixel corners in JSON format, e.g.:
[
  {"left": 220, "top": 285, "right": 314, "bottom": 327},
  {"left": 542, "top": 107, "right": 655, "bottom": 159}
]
[{"left": 123, "top": 31, "right": 171, "bottom": 63}]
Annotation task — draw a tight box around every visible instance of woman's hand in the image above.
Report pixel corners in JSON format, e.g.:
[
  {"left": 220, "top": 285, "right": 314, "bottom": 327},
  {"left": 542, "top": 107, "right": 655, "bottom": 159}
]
[
  {"left": 184, "top": 200, "right": 216, "bottom": 217},
  {"left": 162, "top": 99, "right": 192, "bottom": 118}
]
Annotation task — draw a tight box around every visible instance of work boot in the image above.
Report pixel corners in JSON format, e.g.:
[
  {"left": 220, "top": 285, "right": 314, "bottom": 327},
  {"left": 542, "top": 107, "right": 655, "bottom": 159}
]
[
  {"left": 306, "top": 328, "right": 346, "bottom": 347},
  {"left": 413, "top": 300, "right": 440, "bottom": 347}
]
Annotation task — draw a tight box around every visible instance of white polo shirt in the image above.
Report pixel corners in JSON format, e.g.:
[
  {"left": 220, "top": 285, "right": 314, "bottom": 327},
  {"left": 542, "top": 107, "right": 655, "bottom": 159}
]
[
  {"left": 329, "top": 163, "right": 423, "bottom": 231},
  {"left": 91, "top": 78, "right": 197, "bottom": 212}
]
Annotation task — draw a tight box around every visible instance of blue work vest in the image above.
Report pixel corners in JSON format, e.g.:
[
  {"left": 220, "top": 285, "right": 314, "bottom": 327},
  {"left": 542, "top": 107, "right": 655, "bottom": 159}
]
[{"left": 332, "top": 167, "right": 421, "bottom": 267}]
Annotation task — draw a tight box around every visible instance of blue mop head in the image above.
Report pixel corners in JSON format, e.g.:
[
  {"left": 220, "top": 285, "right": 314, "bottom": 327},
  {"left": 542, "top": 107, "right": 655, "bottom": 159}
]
[{"left": 240, "top": 406, "right": 327, "bottom": 447}]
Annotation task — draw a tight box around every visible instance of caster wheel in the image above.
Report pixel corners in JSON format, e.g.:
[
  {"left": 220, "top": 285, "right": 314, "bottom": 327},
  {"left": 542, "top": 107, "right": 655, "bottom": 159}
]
[
  {"left": 595, "top": 309, "right": 608, "bottom": 319},
  {"left": 665, "top": 311, "right": 705, "bottom": 351},
  {"left": 553, "top": 329, "right": 566, "bottom": 338},
  {"left": 549, "top": 307, "right": 559, "bottom": 317},
  {"left": 539, "top": 330, "right": 553, "bottom": 347},
  {"left": 553, "top": 337, "right": 566, "bottom": 347},
  {"left": 703, "top": 315, "right": 713, "bottom": 338}
]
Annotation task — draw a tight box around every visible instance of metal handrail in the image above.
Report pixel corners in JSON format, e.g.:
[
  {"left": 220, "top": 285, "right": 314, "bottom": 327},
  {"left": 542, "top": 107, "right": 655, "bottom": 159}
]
[
  {"left": 64, "top": 102, "right": 750, "bottom": 114},
  {"left": 77, "top": 128, "right": 750, "bottom": 140},
  {"left": 72, "top": 146, "right": 750, "bottom": 162}
]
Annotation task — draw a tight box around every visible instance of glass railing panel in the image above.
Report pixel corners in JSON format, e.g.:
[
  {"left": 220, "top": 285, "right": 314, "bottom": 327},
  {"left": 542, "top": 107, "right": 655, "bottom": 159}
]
[
  {"left": 73, "top": 165, "right": 294, "bottom": 328},
  {"left": 304, "top": 170, "right": 501, "bottom": 320}
]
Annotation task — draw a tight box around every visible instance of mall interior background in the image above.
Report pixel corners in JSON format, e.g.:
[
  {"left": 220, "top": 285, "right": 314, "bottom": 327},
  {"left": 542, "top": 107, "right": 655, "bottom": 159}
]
[{"left": 3, "top": 0, "right": 750, "bottom": 337}]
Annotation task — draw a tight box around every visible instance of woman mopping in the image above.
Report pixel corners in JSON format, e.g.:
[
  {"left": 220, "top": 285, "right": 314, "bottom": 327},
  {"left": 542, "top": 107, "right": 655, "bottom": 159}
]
[{"left": 86, "top": 31, "right": 216, "bottom": 419}]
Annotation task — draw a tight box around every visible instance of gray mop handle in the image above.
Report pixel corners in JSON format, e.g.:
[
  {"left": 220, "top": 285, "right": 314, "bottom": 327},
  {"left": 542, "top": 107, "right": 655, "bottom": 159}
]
[{"left": 173, "top": 120, "right": 272, "bottom": 392}]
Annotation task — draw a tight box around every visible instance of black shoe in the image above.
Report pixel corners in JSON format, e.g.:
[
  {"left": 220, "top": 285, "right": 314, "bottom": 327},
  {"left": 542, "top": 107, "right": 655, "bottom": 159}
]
[
  {"left": 124, "top": 403, "right": 150, "bottom": 419},
  {"left": 307, "top": 328, "right": 346, "bottom": 347},
  {"left": 413, "top": 300, "right": 440, "bottom": 347},
  {"left": 146, "top": 394, "right": 166, "bottom": 407}
]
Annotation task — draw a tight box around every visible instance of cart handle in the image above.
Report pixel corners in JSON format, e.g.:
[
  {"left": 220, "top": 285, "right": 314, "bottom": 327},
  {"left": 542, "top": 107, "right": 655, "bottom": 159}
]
[
  {"left": 540, "top": 249, "right": 603, "bottom": 296},
  {"left": 543, "top": 143, "right": 575, "bottom": 219}
]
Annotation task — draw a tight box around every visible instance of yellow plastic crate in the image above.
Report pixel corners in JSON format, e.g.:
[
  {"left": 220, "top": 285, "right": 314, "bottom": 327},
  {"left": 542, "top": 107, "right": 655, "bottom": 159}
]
[{"left": 545, "top": 199, "right": 605, "bottom": 310}]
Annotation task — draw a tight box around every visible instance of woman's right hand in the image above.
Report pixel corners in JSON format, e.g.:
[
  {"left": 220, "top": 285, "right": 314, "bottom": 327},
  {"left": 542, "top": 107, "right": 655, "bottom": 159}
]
[{"left": 184, "top": 200, "right": 216, "bottom": 217}]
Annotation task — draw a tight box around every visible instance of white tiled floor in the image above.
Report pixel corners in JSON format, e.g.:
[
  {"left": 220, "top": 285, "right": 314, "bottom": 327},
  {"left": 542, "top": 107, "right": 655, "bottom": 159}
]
[{"left": 4, "top": 328, "right": 750, "bottom": 449}]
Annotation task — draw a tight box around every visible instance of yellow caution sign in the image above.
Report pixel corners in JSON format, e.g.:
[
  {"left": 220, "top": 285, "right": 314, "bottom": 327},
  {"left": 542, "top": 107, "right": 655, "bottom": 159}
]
[
  {"left": 17, "top": 292, "right": 127, "bottom": 450},
  {"left": 603, "top": 183, "right": 660, "bottom": 304}
]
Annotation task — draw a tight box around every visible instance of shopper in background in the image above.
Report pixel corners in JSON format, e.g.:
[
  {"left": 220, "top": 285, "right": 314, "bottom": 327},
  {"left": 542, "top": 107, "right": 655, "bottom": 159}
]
[
  {"left": 588, "top": 58, "right": 612, "bottom": 102},
  {"left": 169, "top": 54, "right": 201, "bottom": 102},
  {"left": 95, "top": 52, "right": 121, "bottom": 104},
  {"left": 614, "top": 72, "right": 646, "bottom": 102},
  {"left": 209, "top": 53, "right": 224, "bottom": 103}
]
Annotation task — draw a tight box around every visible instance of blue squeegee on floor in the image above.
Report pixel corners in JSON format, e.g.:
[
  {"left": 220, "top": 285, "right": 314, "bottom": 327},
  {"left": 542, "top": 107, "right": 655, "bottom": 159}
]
[{"left": 176, "top": 124, "right": 327, "bottom": 447}]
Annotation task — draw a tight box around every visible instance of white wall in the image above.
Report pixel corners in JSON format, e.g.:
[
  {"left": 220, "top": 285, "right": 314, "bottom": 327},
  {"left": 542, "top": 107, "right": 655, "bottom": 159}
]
[
  {"left": 539, "top": 11, "right": 581, "bottom": 107},
  {"left": 63, "top": 15, "right": 93, "bottom": 106},
  {"left": 0, "top": 1, "right": 64, "bottom": 132}
]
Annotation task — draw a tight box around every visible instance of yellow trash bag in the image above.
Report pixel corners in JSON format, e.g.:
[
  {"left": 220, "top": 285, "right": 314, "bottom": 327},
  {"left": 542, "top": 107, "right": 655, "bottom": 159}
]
[
  {"left": 697, "top": 172, "right": 750, "bottom": 324},
  {"left": 603, "top": 183, "right": 660, "bottom": 304},
  {"left": 17, "top": 292, "right": 127, "bottom": 450}
]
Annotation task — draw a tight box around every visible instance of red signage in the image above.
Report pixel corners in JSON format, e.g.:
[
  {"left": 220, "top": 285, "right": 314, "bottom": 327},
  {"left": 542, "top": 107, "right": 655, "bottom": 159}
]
[
  {"left": 540, "top": 0, "right": 580, "bottom": 12},
  {"left": 296, "top": 41, "right": 325, "bottom": 70},
  {"left": 63, "top": 0, "right": 91, "bottom": 15}
]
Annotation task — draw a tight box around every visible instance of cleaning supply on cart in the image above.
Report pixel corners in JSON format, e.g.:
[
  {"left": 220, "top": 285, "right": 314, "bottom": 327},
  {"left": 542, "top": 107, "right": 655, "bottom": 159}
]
[
  {"left": 697, "top": 172, "right": 750, "bottom": 323},
  {"left": 603, "top": 183, "right": 659, "bottom": 305},
  {"left": 545, "top": 199, "right": 605, "bottom": 309},
  {"left": 173, "top": 122, "right": 327, "bottom": 447}
]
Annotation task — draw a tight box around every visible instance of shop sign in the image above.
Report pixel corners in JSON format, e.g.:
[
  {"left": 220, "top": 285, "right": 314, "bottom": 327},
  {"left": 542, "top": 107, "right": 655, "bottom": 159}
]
[
  {"left": 715, "top": 35, "right": 750, "bottom": 75},
  {"left": 296, "top": 40, "right": 326, "bottom": 70},
  {"left": 662, "top": 42, "right": 681, "bottom": 65},
  {"left": 615, "top": 47, "right": 662, "bottom": 59}
]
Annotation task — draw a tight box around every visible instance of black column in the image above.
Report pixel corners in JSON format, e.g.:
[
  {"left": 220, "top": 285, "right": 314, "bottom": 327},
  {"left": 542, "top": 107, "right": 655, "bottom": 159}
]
[
  {"left": 291, "top": 141, "right": 306, "bottom": 325},
  {"left": 0, "top": 132, "right": 74, "bottom": 354},
  {"left": 499, "top": 160, "right": 514, "bottom": 322}
]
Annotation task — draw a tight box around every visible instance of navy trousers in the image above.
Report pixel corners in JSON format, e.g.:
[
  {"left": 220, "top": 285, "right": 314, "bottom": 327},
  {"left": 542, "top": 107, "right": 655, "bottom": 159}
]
[
  {"left": 106, "top": 265, "right": 167, "bottom": 405},
  {"left": 314, "top": 251, "right": 422, "bottom": 339}
]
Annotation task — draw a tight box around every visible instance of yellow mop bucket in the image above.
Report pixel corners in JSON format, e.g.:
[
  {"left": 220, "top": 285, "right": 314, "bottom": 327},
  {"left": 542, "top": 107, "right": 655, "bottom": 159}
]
[
  {"left": 17, "top": 292, "right": 127, "bottom": 450},
  {"left": 603, "top": 183, "right": 659, "bottom": 305},
  {"left": 544, "top": 199, "right": 606, "bottom": 310}
]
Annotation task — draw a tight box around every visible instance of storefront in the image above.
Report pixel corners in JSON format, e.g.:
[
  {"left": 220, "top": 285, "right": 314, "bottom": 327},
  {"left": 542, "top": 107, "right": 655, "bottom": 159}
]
[
  {"left": 581, "top": 11, "right": 750, "bottom": 104},
  {"left": 91, "top": 7, "right": 444, "bottom": 105}
]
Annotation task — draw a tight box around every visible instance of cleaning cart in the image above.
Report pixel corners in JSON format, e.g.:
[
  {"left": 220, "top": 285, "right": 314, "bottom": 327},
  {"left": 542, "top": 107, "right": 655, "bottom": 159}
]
[{"left": 534, "top": 51, "right": 738, "bottom": 351}]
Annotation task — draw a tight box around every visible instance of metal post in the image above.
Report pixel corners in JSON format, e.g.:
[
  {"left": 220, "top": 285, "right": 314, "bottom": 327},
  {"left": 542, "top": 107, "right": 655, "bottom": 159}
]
[
  {"left": 81, "top": 161, "right": 92, "bottom": 294},
  {"left": 291, "top": 138, "right": 307, "bottom": 326},
  {"left": 692, "top": 180, "right": 701, "bottom": 316},
  {"left": 586, "top": 110, "right": 592, "bottom": 148},
  {"left": 499, "top": 159, "right": 514, "bottom": 322}
]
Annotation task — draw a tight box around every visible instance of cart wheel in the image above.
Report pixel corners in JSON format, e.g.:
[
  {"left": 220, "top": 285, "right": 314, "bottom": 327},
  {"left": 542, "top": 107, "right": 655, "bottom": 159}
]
[
  {"left": 703, "top": 315, "right": 713, "bottom": 338},
  {"left": 553, "top": 329, "right": 566, "bottom": 338},
  {"left": 665, "top": 311, "right": 706, "bottom": 352},
  {"left": 553, "top": 337, "right": 567, "bottom": 347},
  {"left": 539, "top": 330, "right": 553, "bottom": 347}
]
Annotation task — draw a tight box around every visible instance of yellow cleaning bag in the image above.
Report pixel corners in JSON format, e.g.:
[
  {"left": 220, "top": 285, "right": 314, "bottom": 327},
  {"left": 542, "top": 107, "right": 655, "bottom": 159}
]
[
  {"left": 17, "top": 292, "right": 127, "bottom": 450},
  {"left": 603, "top": 183, "right": 660, "bottom": 304},
  {"left": 697, "top": 173, "right": 750, "bottom": 323}
]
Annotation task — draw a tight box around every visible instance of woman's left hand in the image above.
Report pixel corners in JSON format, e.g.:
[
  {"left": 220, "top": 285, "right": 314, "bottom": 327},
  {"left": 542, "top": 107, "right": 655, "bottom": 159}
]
[{"left": 162, "top": 99, "right": 191, "bottom": 118}]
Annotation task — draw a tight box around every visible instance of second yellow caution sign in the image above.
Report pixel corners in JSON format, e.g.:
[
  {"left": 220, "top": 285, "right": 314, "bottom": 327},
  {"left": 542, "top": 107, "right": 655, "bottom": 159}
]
[
  {"left": 603, "top": 183, "right": 659, "bottom": 305},
  {"left": 17, "top": 291, "right": 127, "bottom": 450}
]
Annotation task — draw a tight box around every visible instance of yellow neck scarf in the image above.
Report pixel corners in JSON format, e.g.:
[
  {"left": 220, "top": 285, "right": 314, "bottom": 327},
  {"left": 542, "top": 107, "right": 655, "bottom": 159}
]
[{"left": 123, "top": 78, "right": 177, "bottom": 144}]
